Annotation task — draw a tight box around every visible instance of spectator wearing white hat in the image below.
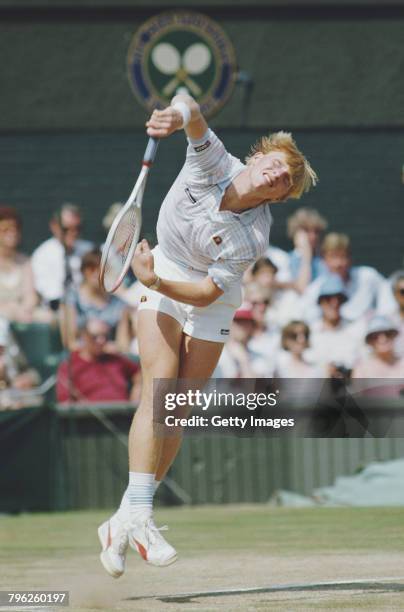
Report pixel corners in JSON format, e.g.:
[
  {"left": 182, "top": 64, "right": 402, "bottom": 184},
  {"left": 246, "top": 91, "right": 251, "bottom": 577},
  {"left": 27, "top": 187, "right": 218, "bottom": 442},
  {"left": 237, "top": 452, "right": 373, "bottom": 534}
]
[
  {"left": 306, "top": 275, "right": 367, "bottom": 376},
  {"left": 352, "top": 316, "right": 404, "bottom": 379}
]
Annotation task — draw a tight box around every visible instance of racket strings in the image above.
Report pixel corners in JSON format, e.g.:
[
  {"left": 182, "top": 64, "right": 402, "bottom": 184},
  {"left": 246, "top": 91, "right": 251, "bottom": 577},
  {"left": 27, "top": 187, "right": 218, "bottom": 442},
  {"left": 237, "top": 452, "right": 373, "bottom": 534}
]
[{"left": 103, "top": 206, "right": 139, "bottom": 292}]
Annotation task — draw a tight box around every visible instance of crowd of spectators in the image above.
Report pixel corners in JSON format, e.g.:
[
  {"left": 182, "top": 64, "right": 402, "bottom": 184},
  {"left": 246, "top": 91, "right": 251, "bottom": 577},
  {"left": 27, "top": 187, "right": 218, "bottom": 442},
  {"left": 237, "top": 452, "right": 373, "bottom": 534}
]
[
  {"left": 213, "top": 208, "right": 404, "bottom": 384},
  {"left": 0, "top": 202, "right": 403, "bottom": 407}
]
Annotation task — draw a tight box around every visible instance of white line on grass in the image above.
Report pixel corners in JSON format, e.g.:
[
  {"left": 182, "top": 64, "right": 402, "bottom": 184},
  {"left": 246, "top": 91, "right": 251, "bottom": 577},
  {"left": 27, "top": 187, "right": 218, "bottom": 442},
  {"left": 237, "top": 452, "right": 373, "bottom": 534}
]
[{"left": 125, "top": 576, "right": 404, "bottom": 603}]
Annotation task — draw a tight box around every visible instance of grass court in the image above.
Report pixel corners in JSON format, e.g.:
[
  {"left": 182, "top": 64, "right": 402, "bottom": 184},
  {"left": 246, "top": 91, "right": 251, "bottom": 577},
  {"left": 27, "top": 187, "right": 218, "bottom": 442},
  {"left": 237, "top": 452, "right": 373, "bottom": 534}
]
[{"left": 1, "top": 505, "right": 403, "bottom": 611}]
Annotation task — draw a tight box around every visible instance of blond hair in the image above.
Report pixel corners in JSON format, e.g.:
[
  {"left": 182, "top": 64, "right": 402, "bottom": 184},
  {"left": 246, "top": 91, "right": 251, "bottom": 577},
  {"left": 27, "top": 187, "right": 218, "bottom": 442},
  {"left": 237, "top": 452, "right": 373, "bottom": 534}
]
[
  {"left": 322, "top": 233, "right": 351, "bottom": 255},
  {"left": 287, "top": 207, "right": 327, "bottom": 239},
  {"left": 246, "top": 131, "right": 318, "bottom": 199}
]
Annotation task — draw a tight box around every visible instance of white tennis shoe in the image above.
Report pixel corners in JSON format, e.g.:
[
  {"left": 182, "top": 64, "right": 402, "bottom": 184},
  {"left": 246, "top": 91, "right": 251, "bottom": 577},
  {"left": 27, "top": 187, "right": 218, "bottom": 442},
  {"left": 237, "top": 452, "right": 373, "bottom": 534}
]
[
  {"left": 128, "top": 516, "right": 178, "bottom": 566},
  {"left": 98, "top": 514, "right": 129, "bottom": 578}
]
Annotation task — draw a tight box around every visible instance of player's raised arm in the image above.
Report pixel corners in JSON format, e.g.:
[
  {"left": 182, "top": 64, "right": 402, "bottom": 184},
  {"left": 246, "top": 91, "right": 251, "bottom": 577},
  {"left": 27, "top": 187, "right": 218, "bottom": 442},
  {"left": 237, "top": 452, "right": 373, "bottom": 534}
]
[{"left": 146, "top": 94, "right": 208, "bottom": 140}]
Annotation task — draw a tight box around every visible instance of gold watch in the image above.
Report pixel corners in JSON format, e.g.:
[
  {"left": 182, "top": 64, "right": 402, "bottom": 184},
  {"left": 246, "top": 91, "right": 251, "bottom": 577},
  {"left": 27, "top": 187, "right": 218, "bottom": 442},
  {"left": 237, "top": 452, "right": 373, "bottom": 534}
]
[{"left": 148, "top": 275, "right": 161, "bottom": 291}]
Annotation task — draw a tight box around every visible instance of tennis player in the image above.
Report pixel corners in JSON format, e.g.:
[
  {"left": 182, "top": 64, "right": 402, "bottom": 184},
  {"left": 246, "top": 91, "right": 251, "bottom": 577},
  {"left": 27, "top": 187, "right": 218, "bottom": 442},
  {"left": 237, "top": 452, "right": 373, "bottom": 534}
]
[{"left": 98, "top": 94, "right": 318, "bottom": 577}]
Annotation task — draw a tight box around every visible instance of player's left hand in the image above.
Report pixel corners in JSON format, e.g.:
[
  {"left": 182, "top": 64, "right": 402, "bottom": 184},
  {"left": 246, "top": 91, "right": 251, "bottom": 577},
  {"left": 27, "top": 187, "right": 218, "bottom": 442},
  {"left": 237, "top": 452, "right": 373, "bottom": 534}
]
[
  {"left": 146, "top": 107, "right": 183, "bottom": 137},
  {"left": 131, "top": 239, "right": 157, "bottom": 287}
]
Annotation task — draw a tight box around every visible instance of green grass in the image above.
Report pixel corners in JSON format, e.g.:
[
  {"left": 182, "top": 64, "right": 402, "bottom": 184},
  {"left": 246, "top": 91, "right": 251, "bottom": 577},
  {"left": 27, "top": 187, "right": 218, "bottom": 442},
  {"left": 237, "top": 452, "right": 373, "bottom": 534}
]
[
  {"left": 0, "top": 506, "right": 403, "bottom": 611},
  {"left": 1, "top": 505, "right": 403, "bottom": 560},
  {"left": 168, "top": 505, "right": 404, "bottom": 555}
]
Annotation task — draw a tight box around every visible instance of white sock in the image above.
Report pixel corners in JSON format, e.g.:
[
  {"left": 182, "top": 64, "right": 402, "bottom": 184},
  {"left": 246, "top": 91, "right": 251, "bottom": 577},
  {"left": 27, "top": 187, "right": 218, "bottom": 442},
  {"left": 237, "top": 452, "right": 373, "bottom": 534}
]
[
  {"left": 117, "top": 477, "right": 161, "bottom": 521},
  {"left": 127, "top": 472, "right": 154, "bottom": 522}
]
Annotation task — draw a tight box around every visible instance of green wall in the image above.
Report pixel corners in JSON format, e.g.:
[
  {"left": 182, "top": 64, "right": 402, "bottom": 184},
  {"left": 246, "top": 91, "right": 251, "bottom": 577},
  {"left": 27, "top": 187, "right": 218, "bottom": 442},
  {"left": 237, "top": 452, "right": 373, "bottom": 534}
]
[
  {"left": 1, "top": 4, "right": 404, "bottom": 129},
  {"left": 1, "top": 2, "right": 404, "bottom": 275},
  {"left": 2, "top": 128, "right": 403, "bottom": 275}
]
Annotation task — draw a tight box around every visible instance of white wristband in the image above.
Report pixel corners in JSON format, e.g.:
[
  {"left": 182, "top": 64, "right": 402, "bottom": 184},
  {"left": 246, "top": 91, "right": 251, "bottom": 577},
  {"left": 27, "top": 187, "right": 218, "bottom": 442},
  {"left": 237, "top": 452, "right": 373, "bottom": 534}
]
[{"left": 172, "top": 102, "right": 192, "bottom": 129}]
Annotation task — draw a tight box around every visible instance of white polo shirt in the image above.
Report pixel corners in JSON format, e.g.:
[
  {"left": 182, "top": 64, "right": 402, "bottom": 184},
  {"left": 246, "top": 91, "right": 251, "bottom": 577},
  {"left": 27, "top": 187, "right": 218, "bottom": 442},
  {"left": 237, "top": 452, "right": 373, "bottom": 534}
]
[
  {"left": 31, "top": 237, "right": 93, "bottom": 302},
  {"left": 156, "top": 129, "right": 272, "bottom": 291},
  {"left": 306, "top": 317, "right": 367, "bottom": 371}
]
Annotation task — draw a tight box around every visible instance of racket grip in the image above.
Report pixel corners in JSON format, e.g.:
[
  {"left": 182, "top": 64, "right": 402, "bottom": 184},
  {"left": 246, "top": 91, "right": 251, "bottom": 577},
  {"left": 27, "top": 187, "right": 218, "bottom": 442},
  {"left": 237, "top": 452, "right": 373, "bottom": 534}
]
[{"left": 143, "top": 137, "right": 160, "bottom": 165}]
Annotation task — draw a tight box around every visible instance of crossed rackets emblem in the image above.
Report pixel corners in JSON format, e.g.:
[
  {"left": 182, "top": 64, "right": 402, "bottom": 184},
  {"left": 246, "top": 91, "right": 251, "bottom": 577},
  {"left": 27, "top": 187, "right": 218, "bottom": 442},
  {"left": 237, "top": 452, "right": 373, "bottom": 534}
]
[{"left": 151, "top": 42, "right": 212, "bottom": 98}]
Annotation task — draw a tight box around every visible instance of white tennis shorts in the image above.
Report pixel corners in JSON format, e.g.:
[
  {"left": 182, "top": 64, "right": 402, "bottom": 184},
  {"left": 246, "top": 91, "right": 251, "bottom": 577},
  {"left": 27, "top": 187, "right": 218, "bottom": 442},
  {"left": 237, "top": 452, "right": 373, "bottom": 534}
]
[{"left": 137, "top": 245, "right": 242, "bottom": 343}]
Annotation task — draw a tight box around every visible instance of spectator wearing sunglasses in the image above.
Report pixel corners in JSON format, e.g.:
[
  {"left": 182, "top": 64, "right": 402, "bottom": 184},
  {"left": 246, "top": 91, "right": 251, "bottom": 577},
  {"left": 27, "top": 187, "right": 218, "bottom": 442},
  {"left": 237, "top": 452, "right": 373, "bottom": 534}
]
[
  {"left": 56, "top": 318, "right": 141, "bottom": 403},
  {"left": 352, "top": 316, "right": 404, "bottom": 379},
  {"left": 275, "top": 321, "right": 321, "bottom": 378},
  {"left": 32, "top": 204, "right": 93, "bottom": 309}
]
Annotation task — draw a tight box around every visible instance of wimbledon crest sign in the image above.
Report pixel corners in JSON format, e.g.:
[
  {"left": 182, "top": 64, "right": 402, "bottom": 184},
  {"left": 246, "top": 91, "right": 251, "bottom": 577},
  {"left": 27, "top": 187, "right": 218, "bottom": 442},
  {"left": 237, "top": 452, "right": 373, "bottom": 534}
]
[{"left": 127, "top": 11, "right": 237, "bottom": 118}]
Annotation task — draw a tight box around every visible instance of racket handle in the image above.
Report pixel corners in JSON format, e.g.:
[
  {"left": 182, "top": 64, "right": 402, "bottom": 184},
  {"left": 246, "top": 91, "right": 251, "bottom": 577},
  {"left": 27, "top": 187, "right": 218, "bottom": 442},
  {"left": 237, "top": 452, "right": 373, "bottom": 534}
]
[{"left": 143, "top": 137, "right": 160, "bottom": 165}]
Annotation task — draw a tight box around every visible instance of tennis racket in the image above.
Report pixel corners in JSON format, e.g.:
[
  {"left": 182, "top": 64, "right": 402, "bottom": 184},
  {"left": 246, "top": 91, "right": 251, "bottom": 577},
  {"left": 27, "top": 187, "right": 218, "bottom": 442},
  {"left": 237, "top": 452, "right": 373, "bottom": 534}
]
[{"left": 99, "top": 137, "right": 159, "bottom": 293}]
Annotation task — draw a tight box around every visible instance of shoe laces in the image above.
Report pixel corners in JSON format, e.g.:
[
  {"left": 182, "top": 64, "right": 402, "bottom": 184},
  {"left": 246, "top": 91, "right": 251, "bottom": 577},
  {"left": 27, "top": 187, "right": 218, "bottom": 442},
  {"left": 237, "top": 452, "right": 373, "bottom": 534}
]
[{"left": 145, "top": 518, "right": 169, "bottom": 546}]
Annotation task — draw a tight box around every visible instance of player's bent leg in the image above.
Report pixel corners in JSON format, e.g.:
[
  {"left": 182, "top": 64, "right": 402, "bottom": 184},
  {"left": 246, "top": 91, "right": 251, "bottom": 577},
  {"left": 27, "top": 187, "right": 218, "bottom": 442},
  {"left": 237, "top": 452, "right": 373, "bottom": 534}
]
[
  {"left": 155, "top": 333, "right": 224, "bottom": 482},
  {"left": 99, "top": 309, "right": 183, "bottom": 575},
  {"left": 129, "top": 334, "right": 224, "bottom": 567},
  {"left": 129, "top": 309, "right": 183, "bottom": 474}
]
